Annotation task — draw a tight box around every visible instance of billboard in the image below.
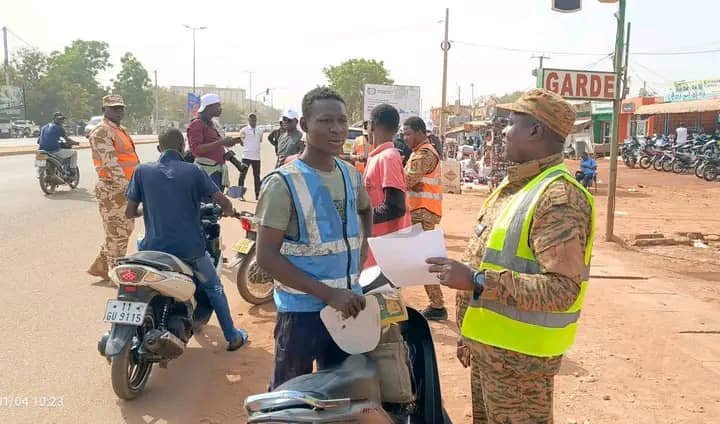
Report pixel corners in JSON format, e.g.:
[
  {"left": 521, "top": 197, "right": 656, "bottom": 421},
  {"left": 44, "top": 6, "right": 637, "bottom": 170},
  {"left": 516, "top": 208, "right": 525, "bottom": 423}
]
[
  {"left": 665, "top": 79, "right": 720, "bottom": 102},
  {"left": 187, "top": 93, "right": 200, "bottom": 116},
  {"left": 363, "top": 84, "right": 421, "bottom": 123},
  {"left": 0, "top": 86, "right": 24, "bottom": 118},
  {"left": 542, "top": 68, "right": 617, "bottom": 101}
]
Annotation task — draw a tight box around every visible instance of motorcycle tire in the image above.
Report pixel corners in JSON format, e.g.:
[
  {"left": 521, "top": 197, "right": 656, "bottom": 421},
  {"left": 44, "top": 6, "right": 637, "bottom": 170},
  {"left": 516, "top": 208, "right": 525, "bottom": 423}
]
[
  {"left": 68, "top": 168, "right": 80, "bottom": 189},
  {"left": 653, "top": 158, "right": 664, "bottom": 171},
  {"left": 672, "top": 161, "right": 685, "bottom": 174},
  {"left": 236, "top": 251, "right": 273, "bottom": 305},
  {"left": 38, "top": 168, "right": 57, "bottom": 195},
  {"left": 110, "top": 306, "right": 154, "bottom": 400},
  {"left": 703, "top": 166, "right": 719, "bottom": 182},
  {"left": 662, "top": 159, "right": 673, "bottom": 172},
  {"left": 638, "top": 156, "right": 652, "bottom": 169},
  {"left": 695, "top": 163, "right": 705, "bottom": 179}
]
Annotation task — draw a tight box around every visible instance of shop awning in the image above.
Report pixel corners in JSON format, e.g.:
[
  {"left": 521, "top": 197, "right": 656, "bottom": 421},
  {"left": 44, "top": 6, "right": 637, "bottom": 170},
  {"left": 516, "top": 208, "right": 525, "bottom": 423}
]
[
  {"left": 634, "top": 98, "right": 720, "bottom": 115},
  {"left": 573, "top": 118, "right": 592, "bottom": 129},
  {"left": 445, "top": 125, "right": 465, "bottom": 136},
  {"left": 463, "top": 120, "right": 491, "bottom": 130}
]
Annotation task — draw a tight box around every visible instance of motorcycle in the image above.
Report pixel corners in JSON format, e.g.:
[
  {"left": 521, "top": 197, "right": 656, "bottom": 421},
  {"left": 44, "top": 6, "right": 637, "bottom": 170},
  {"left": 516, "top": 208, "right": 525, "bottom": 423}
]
[
  {"left": 243, "top": 271, "right": 451, "bottom": 423},
  {"left": 620, "top": 137, "right": 641, "bottom": 168},
  {"left": 229, "top": 211, "right": 274, "bottom": 305},
  {"left": 36, "top": 139, "right": 80, "bottom": 194},
  {"left": 98, "top": 204, "right": 236, "bottom": 399},
  {"left": 702, "top": 156, "right": 720, "bottom": 182}
]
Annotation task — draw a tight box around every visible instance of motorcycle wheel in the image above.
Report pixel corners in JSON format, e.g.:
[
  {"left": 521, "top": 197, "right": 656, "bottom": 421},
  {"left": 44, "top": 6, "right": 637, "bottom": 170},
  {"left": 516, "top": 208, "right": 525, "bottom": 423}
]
[
  {"left": 38, "top": 168, "right": 57, "bottom": 195},
  {"left": 652, "top": 158, "right": 664, "bottom": 171},
  {"left": 695, "top": 163, "right": 705, "bottom": 179},
  {"left": 662, "top": 159, "right": 673, "bottom": 172},
  {"left": 672, "top": 161, "right": 685, "bottom": 174},
  {"left": 236, "top": 251, "right": 273, "bottom": 305},
  {"left": 638, "top": 156, "right": 652, "bottom": 169},
  {"left": 110, "top": 306, "right": 154, "bottom": 400},
  {"left": 703, "top": 166, "right": 719, "bottom": 182},
  {"left": 68, "top": 167, "right": 80, "bottom": 189}
]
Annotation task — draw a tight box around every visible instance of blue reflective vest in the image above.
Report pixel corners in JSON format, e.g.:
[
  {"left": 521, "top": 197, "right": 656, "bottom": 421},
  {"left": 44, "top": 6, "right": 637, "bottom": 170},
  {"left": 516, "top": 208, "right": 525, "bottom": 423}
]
[{"left": 273, "top": 158, "right": 363, "bottom": 312}]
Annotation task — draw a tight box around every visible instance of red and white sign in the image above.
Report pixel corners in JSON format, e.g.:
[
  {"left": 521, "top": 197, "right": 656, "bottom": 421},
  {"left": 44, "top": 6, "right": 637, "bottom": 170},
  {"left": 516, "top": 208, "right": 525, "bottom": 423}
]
[{"left": 542, "top": 68, "right": 617, "bottom": 100}]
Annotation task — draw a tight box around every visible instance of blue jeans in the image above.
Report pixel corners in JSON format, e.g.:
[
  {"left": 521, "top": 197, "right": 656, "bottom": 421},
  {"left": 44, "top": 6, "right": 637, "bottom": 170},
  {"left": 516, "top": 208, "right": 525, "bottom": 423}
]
[{"left": 187, "top": 253, "right": 239, "bottom": 342}]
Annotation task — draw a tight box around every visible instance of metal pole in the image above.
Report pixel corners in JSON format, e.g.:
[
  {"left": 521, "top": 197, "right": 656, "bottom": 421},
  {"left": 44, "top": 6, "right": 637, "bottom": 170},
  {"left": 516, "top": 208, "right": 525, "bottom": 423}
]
[
  {"left": 154, "top": 70, "right": 159, "bottom": 134},
  {"left": 2, "top": 27, "right": 9, "bottom": 85},
  {"left": 470, "top": 83, "right": 475, "bottom": 115},
  {"left": 622, "top": 23, "right": 632, "bottom": 100},
  {"left": 192, "top": 30, "right": 196, "bottom": 94},
  {"left": 440, "top": 8, "right": 449, "bottom": 138},
  {"left": 532, "top": 54, "right": 550, "bottom": 88},
  {"left": 605, "top": 0, "right": 626, "bottom": 241}
]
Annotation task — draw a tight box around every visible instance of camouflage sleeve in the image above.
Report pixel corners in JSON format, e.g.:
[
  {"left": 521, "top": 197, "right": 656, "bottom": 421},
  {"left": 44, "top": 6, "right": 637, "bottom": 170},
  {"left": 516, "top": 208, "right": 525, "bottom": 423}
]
[
  {"left": 405, "top": 148, "right": 439, "bottom": 189},
  {"left": 480, "top": 180, "right": 592, "bottom": 312},
  {"left": 89, "top": 126, "right": 126, "bottom": 182}
]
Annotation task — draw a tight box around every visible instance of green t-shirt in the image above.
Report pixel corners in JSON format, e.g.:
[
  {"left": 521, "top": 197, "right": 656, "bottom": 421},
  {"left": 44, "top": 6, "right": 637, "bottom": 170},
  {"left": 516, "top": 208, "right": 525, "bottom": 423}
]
[{"left": 255, "top": 163, "right": 371, "bottom": 240}]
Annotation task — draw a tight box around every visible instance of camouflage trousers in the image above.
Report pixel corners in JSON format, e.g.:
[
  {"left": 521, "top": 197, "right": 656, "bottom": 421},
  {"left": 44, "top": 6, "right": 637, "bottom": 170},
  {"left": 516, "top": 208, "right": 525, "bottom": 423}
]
[
  {"left": 94, "top": 181, "right": 134, "bottom": 269},
  {"left": 467, "top": 341, "right": 555, "bottom": 424},
  {"left": 414, "top": 220, "right": 445, "bottom": 308}
]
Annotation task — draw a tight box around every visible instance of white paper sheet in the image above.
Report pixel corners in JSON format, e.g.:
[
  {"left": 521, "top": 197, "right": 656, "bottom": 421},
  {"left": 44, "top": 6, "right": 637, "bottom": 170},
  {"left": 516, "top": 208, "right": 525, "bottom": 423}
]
[
  {"left": 320, "top": 295, "right": 381, "bottom": 354},
  {"left": 367, "top": 224, "right": 448, "bottom": 287}
]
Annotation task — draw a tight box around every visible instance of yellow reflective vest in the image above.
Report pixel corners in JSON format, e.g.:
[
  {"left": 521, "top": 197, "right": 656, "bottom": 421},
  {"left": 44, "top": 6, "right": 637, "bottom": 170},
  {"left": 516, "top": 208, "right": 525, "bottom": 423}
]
[{"left": 461, "top": 163, "right": 595, "bottom": 357}]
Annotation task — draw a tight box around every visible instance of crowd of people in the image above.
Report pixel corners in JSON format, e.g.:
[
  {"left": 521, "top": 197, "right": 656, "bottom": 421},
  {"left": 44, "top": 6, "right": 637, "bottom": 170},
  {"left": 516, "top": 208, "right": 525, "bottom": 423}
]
[{"left": 53, "top": 85, "right": 595, "bottom": 423}]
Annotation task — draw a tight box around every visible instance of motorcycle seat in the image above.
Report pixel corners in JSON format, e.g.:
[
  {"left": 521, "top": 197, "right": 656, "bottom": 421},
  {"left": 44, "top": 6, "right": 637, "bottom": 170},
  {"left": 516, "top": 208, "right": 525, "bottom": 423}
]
[
  {"left": 37, "top": 150, "right": 61, "bottom": 160},
  {"left": 275, "top": 355, "right": 382, "bottom": 404},
  {"left": 121, "top": 251, "right": 194, "bottom": 276}
]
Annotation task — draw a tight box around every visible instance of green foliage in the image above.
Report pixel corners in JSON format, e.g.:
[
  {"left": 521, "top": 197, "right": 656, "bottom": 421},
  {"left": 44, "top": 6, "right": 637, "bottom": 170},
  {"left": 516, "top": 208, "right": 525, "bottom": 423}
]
[
  {"left": 495, "top": 90, "right": 525, "bottom": 104},
  {"left": 113, "top": 52, "right": 154, "bottom": 130},
  {"left": 323, "top": 58, "right": 393, "bottom": 122}
]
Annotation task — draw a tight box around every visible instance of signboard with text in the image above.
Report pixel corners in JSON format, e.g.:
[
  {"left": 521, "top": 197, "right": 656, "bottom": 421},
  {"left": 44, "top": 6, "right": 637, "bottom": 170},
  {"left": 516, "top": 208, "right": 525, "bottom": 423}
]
[
  {"left": 0, "top": 86, "right": 25, "bottom": 118},
  {"left": 542, "top": 68, "right": 617, "bottom": 101},
  {"left": 665, "top": 79, "right": 720, "bottom": 102},
  {"left": 363, "top": 84, "right": 421, "bottom": 123}
]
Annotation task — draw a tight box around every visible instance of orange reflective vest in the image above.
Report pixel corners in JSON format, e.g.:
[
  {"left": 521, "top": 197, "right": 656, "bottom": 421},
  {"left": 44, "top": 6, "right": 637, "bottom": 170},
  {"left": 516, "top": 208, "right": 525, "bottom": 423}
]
[
  {"left": 354, "top": 135, "right": 368, "bottom": 174},
  {"left": 407, "top": 142, "right": 442, "bottom": 217},
  {"left": 94, "top": 125, "right": 139, "bottom": 181}
]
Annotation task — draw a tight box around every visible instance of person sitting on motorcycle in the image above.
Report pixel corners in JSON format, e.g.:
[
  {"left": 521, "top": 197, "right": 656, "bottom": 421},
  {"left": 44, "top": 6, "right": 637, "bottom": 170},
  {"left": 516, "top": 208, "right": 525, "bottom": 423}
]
[
  {"left": 38, "top": 112, "right": 79, "bottom": 173},
  {"left": 124, "top": 128, "right": 249, "bottom": 351},
  {"left": 576, "top": 152, "right": 597, "bottom": 189}
]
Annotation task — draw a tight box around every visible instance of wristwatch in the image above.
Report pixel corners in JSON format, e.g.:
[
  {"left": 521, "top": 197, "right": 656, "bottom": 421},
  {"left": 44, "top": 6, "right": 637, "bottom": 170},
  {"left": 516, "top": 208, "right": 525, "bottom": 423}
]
[{"left": 472, "top": 270, "right": 485, "bottom": 300}]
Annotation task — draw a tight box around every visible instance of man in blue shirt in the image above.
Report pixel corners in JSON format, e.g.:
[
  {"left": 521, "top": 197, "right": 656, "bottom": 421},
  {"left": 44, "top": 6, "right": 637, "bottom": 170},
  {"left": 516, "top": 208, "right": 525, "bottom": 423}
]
[
  {"left": 38, "top": 112, "right": 79, "bottom": 170},
  {"left": 576, "top": 152, "right": 597, "bottom": 189},
  {"left": 124, "top": 128, "right": 248, "bottom": 351}
]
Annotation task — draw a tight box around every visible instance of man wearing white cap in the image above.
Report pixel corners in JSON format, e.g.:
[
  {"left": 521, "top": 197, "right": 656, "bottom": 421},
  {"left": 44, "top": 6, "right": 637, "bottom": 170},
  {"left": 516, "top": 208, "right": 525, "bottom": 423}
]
[
  {"left": 275, "top": 109, "right": 304, "bottom": 167},
  {"left": 187, "top": 93, "right": 240, "bottom": 191}
]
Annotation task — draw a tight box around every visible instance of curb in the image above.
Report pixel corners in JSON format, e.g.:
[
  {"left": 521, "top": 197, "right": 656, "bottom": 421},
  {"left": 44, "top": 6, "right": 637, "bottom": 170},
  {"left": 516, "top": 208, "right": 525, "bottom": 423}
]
[{"left": 0, "top": 138, "right": 160, "bottom": 158}]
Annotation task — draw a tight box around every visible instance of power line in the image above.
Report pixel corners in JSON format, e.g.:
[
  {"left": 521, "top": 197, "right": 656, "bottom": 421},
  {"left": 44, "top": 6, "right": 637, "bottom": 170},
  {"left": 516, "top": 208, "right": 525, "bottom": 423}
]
[
  {"left": 630, "top": 60, "right": 672, "bottom": 84},
  {"left": 633, "top": 48, "right": 720, "bottom": 56},
  {"left": 6, "top": 28, "right": 38, "bottom": 50},
  {"left": 584, "top": 53, "right": 613, "bottom": 70}
]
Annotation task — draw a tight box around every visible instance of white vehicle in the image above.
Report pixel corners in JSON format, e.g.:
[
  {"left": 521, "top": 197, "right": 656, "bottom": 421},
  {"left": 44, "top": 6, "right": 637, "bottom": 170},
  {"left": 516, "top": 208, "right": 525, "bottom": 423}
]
[
  {"left": 0, "top": 118, "right": 12, "bottom": 138},
  {"left": 84, "top": 115, "right": 103, "bottom": 136},
  {"left": 12, "top": 119, "right": 40, "bottom": 137}
]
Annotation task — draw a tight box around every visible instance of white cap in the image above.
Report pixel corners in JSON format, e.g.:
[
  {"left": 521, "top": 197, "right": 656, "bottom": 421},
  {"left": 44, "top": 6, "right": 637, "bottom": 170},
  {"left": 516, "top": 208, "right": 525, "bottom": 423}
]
[
  {"left": 198, "top": 93, "right": 220, "bottom": 113},
  {"left": 282, "top": 109, "right": 299, "bottom": 120}
]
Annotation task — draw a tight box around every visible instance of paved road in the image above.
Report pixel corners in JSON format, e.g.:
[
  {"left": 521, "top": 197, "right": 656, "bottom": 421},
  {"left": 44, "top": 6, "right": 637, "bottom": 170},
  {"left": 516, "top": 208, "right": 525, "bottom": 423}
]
[
  {"left": 0, "top": 140, "right": 277, "bottom": 423},
  {"left": 0, "top": 135, "right": 159, "bottom": 148}
]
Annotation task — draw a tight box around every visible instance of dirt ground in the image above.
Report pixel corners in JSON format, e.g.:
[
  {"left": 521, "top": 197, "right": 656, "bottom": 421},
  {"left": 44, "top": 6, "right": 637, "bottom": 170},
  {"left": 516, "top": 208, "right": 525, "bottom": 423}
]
[{"left": 124, "top": 158, "right": 720, "bottom": 423}]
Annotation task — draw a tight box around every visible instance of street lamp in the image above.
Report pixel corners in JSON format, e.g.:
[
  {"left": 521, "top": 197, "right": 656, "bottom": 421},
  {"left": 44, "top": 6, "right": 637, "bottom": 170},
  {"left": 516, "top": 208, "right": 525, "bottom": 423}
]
[{"left": 182, "top": 24, "right": 207, "bottom": 94}]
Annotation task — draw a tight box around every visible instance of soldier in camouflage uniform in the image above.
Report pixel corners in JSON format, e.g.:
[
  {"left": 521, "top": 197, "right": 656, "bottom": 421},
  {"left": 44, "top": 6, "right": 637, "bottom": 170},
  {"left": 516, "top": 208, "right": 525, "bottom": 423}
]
[
  {"left": 427, "top": 89, "right": 594, "bottom": 423},
  {"left": 87, "top": 95, "right": 140, "bottom": 280}
]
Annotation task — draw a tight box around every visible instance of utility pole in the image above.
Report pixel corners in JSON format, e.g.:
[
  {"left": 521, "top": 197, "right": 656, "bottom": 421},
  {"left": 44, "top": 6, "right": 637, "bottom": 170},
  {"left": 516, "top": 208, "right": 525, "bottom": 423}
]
[
  {"left": 2, "top": 27, "right": 9, "bottom": 85},
  {"left": 245, "top": 70, "right": 254, "bottom": 110},
  {"left": 154, "top": 70, "right": 159, "bottom": 135},
  {"left": 440, "top": 8, "right": 450, "bottom": 138},
  {"left": 531, "top": 54, "right": 550, "bottom": 88},
  {"left": 456, "top": 85, "right": 461, "bottom": 114},
  {"left": 470, "top": 83, "right": 475, "bottom": 117},
  {"left": 605, "top": 0, "right": 627, "bottom": 241},
  {"left": 182, "top": 25, "right": 207, "bottom": 94}
]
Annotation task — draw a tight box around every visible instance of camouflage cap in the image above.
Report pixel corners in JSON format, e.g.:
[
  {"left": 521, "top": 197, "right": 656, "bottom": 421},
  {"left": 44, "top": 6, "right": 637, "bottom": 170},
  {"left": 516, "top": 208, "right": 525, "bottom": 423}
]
[
  {"left": 498, "top": 88, "right": 576, "bottom": 139},
  {"left": 102, "top": 94, "right": 125, "bottom": 107}
]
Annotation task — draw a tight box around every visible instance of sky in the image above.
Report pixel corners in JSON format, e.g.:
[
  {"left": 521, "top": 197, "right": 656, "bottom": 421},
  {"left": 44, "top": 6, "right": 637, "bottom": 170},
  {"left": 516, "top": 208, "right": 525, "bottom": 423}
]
[{"left": 4, "top": 0, "right": 720, "bottom": 118}]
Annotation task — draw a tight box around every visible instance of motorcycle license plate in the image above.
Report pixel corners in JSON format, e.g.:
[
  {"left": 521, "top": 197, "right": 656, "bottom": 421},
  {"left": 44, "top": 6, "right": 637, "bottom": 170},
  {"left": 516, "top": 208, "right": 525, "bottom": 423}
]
[
  {"left": 104, "top": 300, "right": 148, "bottom": 325},
  {"left": 232, "top": 238, "right": 255, "bottom": 254}
]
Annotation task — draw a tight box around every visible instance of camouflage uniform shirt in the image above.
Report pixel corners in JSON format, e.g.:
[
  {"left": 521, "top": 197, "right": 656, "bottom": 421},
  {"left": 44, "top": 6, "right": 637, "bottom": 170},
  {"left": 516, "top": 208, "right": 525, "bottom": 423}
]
[
  {"left": 405, "top": 140, "right": 441, "bottom": 226},
  {"left": 457, "top": 153, "right": 592, "bottom": 375},
  {"left": 89, "top": 118, "right": 138, "bottom": 188}
]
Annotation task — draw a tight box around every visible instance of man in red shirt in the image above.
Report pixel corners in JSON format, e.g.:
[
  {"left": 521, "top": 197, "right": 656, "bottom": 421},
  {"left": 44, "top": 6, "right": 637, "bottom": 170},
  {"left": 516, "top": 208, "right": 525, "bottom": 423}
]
[
  {"left": 186, "top": 93, "right": 240, "bottom": 191},
  {"left": 363, "top": 104, "right": 411, "bottom": 267}
]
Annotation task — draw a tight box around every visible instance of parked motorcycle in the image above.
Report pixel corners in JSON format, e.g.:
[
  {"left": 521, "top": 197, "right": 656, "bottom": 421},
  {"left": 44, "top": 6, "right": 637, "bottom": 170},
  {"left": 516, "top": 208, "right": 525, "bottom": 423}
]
[
  {"left": 702, "top": 156, "right": 720, "bottom": 182},
  {"left": 98, "top": 204, "right": 237, "bottom": 399},
  {"left": 621, "top": 137, "right": 641, "bottom": 168},
  {"left": 36, "top": 139, "right": 80, "bottom": 194},
  {"left": 229, "top": 211, "right": 274, "bottom": 305},
  {"left": 243, "top": 272, "right": 451, "bottom": 423}
]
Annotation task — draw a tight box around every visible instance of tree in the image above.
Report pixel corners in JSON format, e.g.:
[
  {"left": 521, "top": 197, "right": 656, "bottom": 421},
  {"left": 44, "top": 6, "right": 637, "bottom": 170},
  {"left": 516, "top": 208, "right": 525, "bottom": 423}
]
[
  {"left": 113, "top": 53, "right": 154, "bottom": 131},
  {"left": 323, "top": 58, "right": 393, "bottom": 123},
  {"left": 11, "top": 48, "right": 48, "bottom": 121},
  {"left": 495, "top": 91, "right": 525, "bottom": 104}
]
